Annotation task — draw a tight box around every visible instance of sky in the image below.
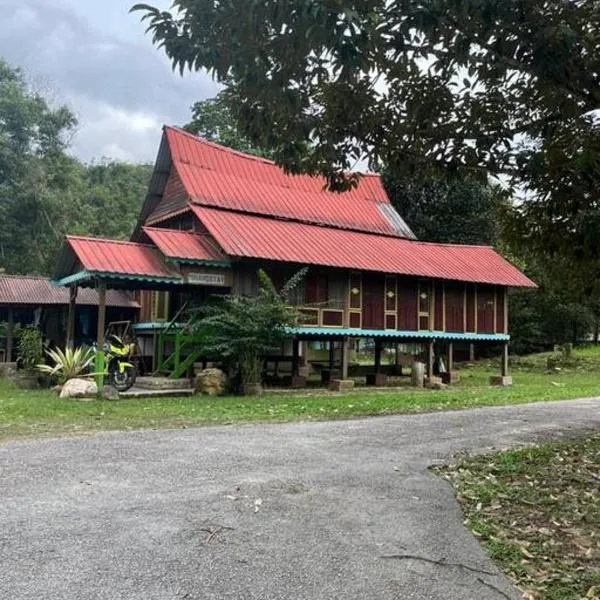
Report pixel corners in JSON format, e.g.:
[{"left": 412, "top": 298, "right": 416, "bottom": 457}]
[{"left": 0, "top": 0, "right": 220, "bottom": 164}]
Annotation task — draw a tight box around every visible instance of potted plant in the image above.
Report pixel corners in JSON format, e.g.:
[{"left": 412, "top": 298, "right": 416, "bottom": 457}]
[
  {"left": 15, "top": 326, "right": 43, "bottom": 389},
  {"left": 191, "top": 269, "right": 305, "bottom": 395}
]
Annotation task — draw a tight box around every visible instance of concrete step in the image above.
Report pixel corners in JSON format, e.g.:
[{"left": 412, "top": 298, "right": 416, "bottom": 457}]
[
  {"left": 134, "top": 376, "right": 192, "bottom": 391},
  {"left": 119, "top": 387, "right": 196, "bottom": 399}
]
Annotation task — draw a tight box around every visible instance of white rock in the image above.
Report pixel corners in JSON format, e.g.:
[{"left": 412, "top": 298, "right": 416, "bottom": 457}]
[{"left": 60, "top": 378, "right": 98, "bottom": 399}]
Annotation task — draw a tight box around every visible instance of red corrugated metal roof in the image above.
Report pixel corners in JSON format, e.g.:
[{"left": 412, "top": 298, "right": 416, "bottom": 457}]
[
  {"left": 0, "top": 275, "right": 139, "bottom": 307},
  {"left": 164, "top": 126, "right": 415, "bottom": 238},
  {"left": 142, "top": 227, "right": 227, "bottom": 262},
  {"left": 65, "top": 236, "right": 177, "bottom": 279},
  {"left": 193, "top": 206, "right": 537, "bottom": 288}
]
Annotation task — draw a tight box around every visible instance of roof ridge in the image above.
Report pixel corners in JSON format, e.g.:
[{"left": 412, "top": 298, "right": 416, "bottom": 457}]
[
  {"left": 164, "top": 125, "right": 382, "bottom": 178},
  {"left": 189, "top": 203, "right": 416, "bottom": 240},
  {"left": 66, "top": 235, "right": 156, "bottom": 249},
  {"left": 0, "top": 273, "right": 49, "bottom": 280}
]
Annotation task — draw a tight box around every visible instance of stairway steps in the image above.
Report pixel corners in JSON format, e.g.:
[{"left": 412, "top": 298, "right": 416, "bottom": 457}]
[{"left": 119, "top": 387, "right": 195, "bottom": 399}]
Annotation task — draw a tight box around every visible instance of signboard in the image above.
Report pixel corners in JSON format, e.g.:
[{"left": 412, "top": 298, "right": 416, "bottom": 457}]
[{"left": 187, "top": 272, "right": 227, "bottom": 286}]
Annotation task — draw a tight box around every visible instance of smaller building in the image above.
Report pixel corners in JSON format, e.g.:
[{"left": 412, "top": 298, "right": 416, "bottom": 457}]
[{"left": 0, "top": 275, "right": 139, "bottom": 362}]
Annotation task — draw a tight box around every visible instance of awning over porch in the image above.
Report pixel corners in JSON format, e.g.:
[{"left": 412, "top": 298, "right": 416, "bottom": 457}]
[{"left": 287, "top": 326, "right": 509, "bottom": 342}]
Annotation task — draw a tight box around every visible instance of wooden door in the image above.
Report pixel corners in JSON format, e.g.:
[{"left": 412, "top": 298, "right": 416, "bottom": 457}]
[{"left": 362, "top": 274, "right": 385, "bottom": 330}]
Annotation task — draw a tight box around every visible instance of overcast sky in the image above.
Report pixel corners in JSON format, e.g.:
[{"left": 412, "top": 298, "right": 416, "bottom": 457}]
[{"left": 0, "top": 0, "right": 220, "bottom": 163}]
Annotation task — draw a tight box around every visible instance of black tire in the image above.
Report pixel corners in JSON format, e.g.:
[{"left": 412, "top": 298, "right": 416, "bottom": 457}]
[{"left": 108, "top": 364, "right": 137, "bottom": 392}]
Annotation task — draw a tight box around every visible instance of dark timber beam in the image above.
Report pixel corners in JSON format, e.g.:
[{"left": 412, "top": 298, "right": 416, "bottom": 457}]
[
  {"left": 95, "top": 281, "right": 106, "bottom": 397},
  {"left": 66, "top": 285, "right": 78, "bottom": 349},
  {"left": 6, "top": 308, "right": 13, "bottom": 362},
  {"left": 374, "top": 339, "right": 382, "bottom": 374},
  {"left": 427, "top": 340, "right": 435, "bottom": 378},
  {"left": 340, "top": 337, "right": 349, "bottom": 380},
  {"left": 292, "top": 337, "right": 300, "bottom": 377}
]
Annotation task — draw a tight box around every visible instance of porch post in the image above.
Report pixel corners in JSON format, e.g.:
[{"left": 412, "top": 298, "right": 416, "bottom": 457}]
[
  {"left": 427, "top": 340, "right": 435, "bottom": 378},
  {"left": 95, "top": 281, "right": 106, "bottom": 397},
  {"left": 6, "top": 308, "right": 13, "bottom": 362},
  {"left": 490, "top": 341, "right": 512, "bottom": 386},
  {"left": 66, "top": 285, "right": 78, "bottom": 349},
  {"left": 340, "top": 336, "right": 349, "bottom": 380}
]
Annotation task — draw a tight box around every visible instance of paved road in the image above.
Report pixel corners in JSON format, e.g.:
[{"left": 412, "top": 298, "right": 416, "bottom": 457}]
[{"left": 1, "top": 398, "right": 599, "bottom": 600}]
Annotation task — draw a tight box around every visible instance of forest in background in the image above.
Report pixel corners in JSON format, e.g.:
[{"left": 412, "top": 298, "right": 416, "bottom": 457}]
[
  {"left": 0, "top": 59, "right": 152, "bottom": 275},
  {"left": 0, "top": 57, "right": 596, "bottom": 352}
]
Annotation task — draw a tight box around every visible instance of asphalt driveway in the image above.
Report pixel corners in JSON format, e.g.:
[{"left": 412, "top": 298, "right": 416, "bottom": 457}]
[{"left": 1, "top": 397, "right": 599, "bottom": 600}]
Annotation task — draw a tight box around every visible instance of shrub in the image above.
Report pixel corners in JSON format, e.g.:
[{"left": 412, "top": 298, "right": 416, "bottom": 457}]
[
  {"left": 17, "top": 327, "right": 43, "bottom": 372},
  {"left": 37, "top": 346, "right": 95, "bottom": 385}
]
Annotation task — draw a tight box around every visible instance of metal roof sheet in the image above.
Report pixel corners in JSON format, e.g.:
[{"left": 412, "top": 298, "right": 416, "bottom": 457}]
[
  {"left": 0, "top": 275, "right": 139, "bottom": 307},
  {"left": 64, "top": 236, "right": 178, "bottom": 279},
  {"left": 165, "top": 127, "right": 415, "bottom": 238},
  {"left": 193, "top": 207, "right": 537, "bottom": 288},
  {"left": 142, "top": 227, "right": 228, "bottom": 264}
]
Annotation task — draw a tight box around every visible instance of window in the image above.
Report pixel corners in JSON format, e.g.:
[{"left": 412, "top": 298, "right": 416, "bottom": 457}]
[
  {"left": 152, "top": 291, "right": 170, "bottom": 322},
  {"left": 418, "top": 280, "right": 431, "bottom": 330}
]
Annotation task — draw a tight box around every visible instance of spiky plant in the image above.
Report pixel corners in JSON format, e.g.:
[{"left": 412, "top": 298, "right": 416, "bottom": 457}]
[{"left": 37, "top": 346, "right": 95, "bottom": 384}]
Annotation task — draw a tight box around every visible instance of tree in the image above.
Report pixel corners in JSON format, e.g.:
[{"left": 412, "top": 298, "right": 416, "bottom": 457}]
[
  {"left": 184, "top": 91, "right": 272, "bottom": 158},
  {"left": 0, "top": 59, "right": 83, "bottom": 275},
  {"left": 383, "top": 176, "right": 501, "bottom": 245},
  {"left": 190, "top": 269, "right": 304, "bottom": 394},
  {"left": 132, "top": 1, "right": 598, "bottom": 185},
  {"left": 133, "top": 0, "right": 599, "bottom": 311}
]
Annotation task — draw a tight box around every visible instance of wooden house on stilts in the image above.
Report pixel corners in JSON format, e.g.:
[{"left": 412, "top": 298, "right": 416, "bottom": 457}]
[{"left": 53, "top": 126, "right": 536, "bottom": 389}]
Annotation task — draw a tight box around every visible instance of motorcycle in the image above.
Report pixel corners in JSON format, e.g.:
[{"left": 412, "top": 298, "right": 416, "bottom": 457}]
[{"left": 96, "top": 334, "right": 138, "bottom": 392}]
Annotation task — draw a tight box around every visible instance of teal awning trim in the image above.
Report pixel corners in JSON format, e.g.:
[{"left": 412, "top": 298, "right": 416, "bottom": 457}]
[
  {"left": 53, "top": 270, "right": 183, "bottom": 287},
  {"left": 286, "top": 326, "right": 509, "bottom": 342},
  {"left": 167, "top": 257, "right": 232, "bottom": 268}
]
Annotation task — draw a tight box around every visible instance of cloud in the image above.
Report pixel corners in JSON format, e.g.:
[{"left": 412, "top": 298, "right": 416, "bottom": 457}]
[{"left": 0, "top": 0, "right": 220, "bottom": 163}]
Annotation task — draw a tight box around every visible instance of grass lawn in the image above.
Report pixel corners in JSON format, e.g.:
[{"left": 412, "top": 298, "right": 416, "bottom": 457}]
[
  {"left": 1, "top": 352, "right": 600, "bottom": 442},
  {"left": 438, "top": 436, "right": 600, "bottom": 600}
]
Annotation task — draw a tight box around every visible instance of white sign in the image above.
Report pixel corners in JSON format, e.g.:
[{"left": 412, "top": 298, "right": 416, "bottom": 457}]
[{"left": 187, "top": 272, "right": 227, "bottom": 286}]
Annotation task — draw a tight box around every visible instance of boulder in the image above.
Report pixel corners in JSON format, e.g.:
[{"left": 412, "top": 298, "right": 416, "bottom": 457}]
[
  {"left": 60, "top": 378, "right": 98, "bottom": 400},
  {"left": 0, "top": 362, "right": 17, "bottom": 378},
  {"left": 430, "top": 381, "right": 447, "bottom": 390},
  {"left": 195, "top": 368, "right": 226, "bottom": 396},
  {"left": 102, "top": 385, "right": 120, "bottom": 400}
]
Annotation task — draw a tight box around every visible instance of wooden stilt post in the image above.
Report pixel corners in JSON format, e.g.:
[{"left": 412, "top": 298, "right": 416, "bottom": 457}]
[
  {"left": 469, "top": 342, "right": 475, "bottom": 362},
  {"left": 66, "top": 285, "right": 78, "bottom": 349},
  {"left": 292, "top": 337, "right": 300, "bottom": 377},
  {"left": 328, "top": 339, "right": 335, "bottom": 371},
  {"left": 340, "top": 337, "right": 349, "bottom": 380},
  {"left": 447, "top": 342, "right": 454, "bottom": 372},
  {"left": 374, "top": 339, "right": 382, "bottom": 374},
  {"left": 6, "top": 308, "right": 13, "bottom": 362},
  {"left": 501, "top": 341, "right": 509, "bottom": 377},
  {"left": 95, "top": 281, "right": 106, "bottom": 397},
  {"left": 427, "top": 340, "right": 435, "bottom": 378}
]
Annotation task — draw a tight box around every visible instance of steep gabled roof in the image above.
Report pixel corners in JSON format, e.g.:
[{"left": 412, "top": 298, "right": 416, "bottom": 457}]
[
  {"left": 192, "top": 206, "right": 537, "bottom": 288},
  {"left": 55, "top": 236, "right": 180, "bottom": 283},
  {"left": 159, "top": 126, "right": 415, "bottom": 238}
]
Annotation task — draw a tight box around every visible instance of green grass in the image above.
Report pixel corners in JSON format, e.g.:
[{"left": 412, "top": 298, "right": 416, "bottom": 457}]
[
  {"left": 2, "top": 359, "right": 600, "bottom": 442},
  {"left": 438, "top": 436, "right": 600, "bottom": 599}
]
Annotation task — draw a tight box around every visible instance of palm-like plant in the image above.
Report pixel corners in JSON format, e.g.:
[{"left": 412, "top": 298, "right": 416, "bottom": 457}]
[{"left": 37, "top": 346, "right": 95, "bottom": 385}]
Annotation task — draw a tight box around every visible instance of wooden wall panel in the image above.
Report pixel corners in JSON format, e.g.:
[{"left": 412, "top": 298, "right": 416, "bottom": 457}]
[
  {"left": 362, "top": 273, "right": 385, "bottom": 330},
  {"left": 477, "top": 286, "right": 495, "bottom": 333},
  {"left": 398, "top": 278, "right": 418, "bottom": 330},
  {"left": 445, "top": 283, "right": 465, "bottom": 333},
  {"left": 496, "top": 287, "right": 506, "bottom": 333},
  {"left": 434, "top": 282, "right": 444, "bottom": 331},
  {"left": 146, "top": 169, "right": 189, "bottom": 224},
  {"left": 466, "top": 284, "right": 476, "bottom": 331}
]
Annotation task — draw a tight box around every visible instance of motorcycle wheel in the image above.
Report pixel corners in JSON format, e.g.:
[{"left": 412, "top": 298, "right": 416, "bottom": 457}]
[{"left": 109, "top": 365, "right": 137, "bottom": 392}]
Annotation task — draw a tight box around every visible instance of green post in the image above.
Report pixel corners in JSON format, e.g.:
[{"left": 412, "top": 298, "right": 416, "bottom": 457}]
[{"left": 95, "top": 350, "right": 105, "bottom": 395}]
